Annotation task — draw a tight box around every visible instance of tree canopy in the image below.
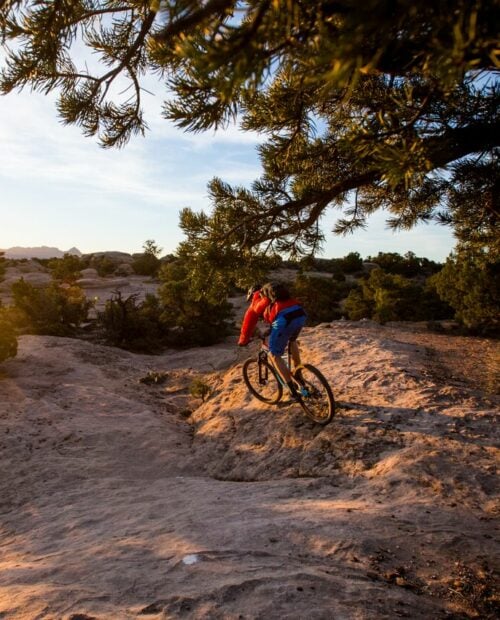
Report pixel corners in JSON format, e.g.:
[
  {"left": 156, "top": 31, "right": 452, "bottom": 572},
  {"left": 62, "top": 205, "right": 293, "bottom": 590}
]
[{"left": 1, "top": 1, "right": 498, "bottom": 261}]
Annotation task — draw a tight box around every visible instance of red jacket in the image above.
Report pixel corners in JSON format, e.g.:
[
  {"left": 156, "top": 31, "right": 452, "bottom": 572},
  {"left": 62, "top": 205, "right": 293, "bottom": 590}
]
[
  {"left": 238, "top": 292, "right": 302, "bottom": 345},
  {"left": 238, "top": 291, "right": 270, "bottom": 345}
]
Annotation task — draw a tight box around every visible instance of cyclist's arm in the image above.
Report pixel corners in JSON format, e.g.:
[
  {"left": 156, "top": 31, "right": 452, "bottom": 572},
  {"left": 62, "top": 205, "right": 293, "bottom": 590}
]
[{"left": 238, "top": 295, "right": 270, "bottom": 345}]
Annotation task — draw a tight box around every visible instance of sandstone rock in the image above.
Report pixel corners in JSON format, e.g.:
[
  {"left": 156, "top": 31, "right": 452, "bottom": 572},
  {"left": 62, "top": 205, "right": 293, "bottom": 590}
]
[
  {"left": 77, "top": 277, "right": 130, "bottom": 289},
  {"left": 0, "top": 272, "right": 52, "bottom": 290},
  {"left": 80, "top": 268, "right": 99, "bottom": 279},
  {"left": 86, "top": 251, "right": 133, "bottom": 263},
  {"left": 115, "top": 263, "right": 135, "bottom": 276}
]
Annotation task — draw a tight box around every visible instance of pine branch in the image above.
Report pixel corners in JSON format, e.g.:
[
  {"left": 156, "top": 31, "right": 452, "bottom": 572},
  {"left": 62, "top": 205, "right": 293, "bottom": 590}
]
[{"left": 153, "top": 0, "right": 234, "bottom": 42}]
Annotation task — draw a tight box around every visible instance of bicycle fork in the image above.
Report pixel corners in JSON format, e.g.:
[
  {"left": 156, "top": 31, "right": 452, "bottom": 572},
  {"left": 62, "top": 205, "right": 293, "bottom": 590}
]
[{"left": 258, "top": 350, "right": 269, "bottom": 385}]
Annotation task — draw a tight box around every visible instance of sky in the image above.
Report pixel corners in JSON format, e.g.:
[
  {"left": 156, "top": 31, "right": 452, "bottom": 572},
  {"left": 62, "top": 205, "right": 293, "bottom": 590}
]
[{"left": 0, "top": 76, "right": 457, "bottom": 262}]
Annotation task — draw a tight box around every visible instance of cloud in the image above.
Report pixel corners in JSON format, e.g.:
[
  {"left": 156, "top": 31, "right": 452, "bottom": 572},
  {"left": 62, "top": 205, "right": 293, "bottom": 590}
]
[{"left": 0, "top": 90, "right": 262, "bottom": 210}]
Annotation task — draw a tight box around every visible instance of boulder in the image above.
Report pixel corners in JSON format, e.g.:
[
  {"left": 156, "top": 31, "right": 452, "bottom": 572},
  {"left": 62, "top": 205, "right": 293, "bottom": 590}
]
[
  {"left": 80, "top": 268, "right": 100, "bottom": 279},
  {"left": 77, "top": 277, "right": 130, "bottom": 289},
  {"left": 86, "top": 251, "right": 133, "bottom": 263},
  {"left": 115, "top": 263, "right": 135, "bottom": 276},
  {"left": 0, "top": 272, "right": 52, "bottom": 291}
]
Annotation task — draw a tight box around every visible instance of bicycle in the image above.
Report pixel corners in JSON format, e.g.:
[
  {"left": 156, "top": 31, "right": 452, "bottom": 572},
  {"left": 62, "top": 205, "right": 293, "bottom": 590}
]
[{"left": 242, "top": 336, "right": 335, "bottom": 425}]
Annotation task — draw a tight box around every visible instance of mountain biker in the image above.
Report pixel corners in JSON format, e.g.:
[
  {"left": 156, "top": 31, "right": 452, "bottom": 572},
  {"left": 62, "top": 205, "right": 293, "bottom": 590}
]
[{"left": 239, "top": 281, "right": 307, "bottom": 398}]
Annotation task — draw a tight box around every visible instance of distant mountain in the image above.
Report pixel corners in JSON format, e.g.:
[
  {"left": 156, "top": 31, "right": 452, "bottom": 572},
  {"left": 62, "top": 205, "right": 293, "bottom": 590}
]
[{"left": 1, "top": 246, "right": 82, "bottom": 259}]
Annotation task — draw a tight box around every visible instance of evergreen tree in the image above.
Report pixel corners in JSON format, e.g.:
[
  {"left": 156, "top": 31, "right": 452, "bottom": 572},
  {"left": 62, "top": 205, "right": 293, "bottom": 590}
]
[
  {"left": 11, "top": 279, "right": 93, "bottom": 335},
  {"left": 48, "top": 253, "right": 83, "bottom": 283},
  {"left": 97, "top": 291, "right": 166, "bottom": 352},
  {"left": 344, "top": 267, "right": 453, "bottom": 323},
  {"left": 339, "top": 252, "right": 364, "bottom": 274},
  {"left": 430, "top": 245, "right": 499, "bottom": 333},
  {"left": 368, "top": 252, "right": 443, "bottom": 278},
  {"left": 292, "top": 274, "right": 348, "bottom": 324},
  {"left": 158, "top": 260, "right": 234, "bottom": 346},
  {"left": 132, "top": 239, "right": 163, "bottom": 276},
  {"left": 1, "top": 1, "right": 498, "bottom": 257}
]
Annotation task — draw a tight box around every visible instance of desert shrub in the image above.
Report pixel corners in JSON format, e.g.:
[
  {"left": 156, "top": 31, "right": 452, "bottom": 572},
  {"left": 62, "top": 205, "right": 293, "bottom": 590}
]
[
  {"left": 430, "top": 247, "right": 499, "bottom": 334},
  {"left": 368, "top": 251, "right": 442, "bottom": 278},
  {"left": 339, "top": 252, "right": 364, "bottom": 274},
  {"left": 344, "top": 287, "right": 375, "bottom": 321},
  {"left": 11, "top": 279, "right": 93, "bottom": 335},
  {"left": 344, "top": 268, "right": 453, "bottom": 323},
  {"left": 48, "top": 253, "right": 84, "bottom": 283},
  {"left": 90, "top": 255, "right": 116, "bottom": 277},
  {"left": 419, "top": 280, "right": 454, "bottom": 321},
  {"left": 132, "top": 239, "right": 162, "bottom": 277},
  {"left": 189, "top": 378, "right": 212, "bottom": 401},
  {"left": 139, "top": 371, "right": 169, "bottom": 385},
  {"left": 132, "top": 253, "right": 161, "bottom": 277},
  {"left": 331, "top": 267, "right": 347, "bottom": 282},
  {"left": 32, "top": 258, "right": 51, "bottom": 268},
  {"left": 158, "top": 261, "right": 233, "bottom": 347},
  {"left": 97, "top": 292, "right": 166, "bottom": 352},
  {"left": 292, "top": 274, "right": 348, "bottom": 324},
  {"left": 0, "top": 305, "right": 17, "bottom": 362}
]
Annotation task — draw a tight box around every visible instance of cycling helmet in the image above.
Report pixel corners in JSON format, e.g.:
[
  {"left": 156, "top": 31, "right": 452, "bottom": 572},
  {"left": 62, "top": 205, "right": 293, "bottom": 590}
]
[
  {"left": 261, "top": 281, "right": 290, "bottom": 302},
  {"left": 246, "top": 283, "right": 262, "bottom": 302}
]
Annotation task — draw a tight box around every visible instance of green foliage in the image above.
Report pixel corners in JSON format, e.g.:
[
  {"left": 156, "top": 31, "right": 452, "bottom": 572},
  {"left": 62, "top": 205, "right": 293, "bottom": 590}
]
[
  {"left": 90, "top": 255, "right": 116, "bottom": 277},
  {"left": 344, "top": 268, "right": 453, "bottom": 323},
  {"left": 1, "top": 1, "right": 496, "bottom": 263},
  {"left": 292, "top": 275, "right": 349, "bottom": 325},
  {"left": 368, "top": 251, "right": 442, "bottom": 278},
  {"left": 48, "top": 253, "right": 83, "bottom": 283},
  {"left": 158, "top": 260, "right": 234, "bottom": 347},
  {"left": 97, "top": 292, "right": 166, "bottom": 353},
  {"left": 189, "top": 378, "right": 212, "bottom": 402},
  {"left": 143, "top": 240, "right": 162, "bottom": 258},
  {"left": 98, "top": 254, "right": 236, "bottom": 351},
  {"left": 343, "top": 288, "right": 375, "bottom": 322},
  {"left": 132, "top": 239, "right": 163, "bottom": 277},
  {"left": 139, "top": 371, "right": 169, "bottom": 385},
  {"left": 0, "top": 304, "right": 17, "bottom": 363},
  {"left": 339, "top": 252, "right": 364, "bottom": 274},
  {"left": 430, "top": 247, "right": 499, "bottom": 333},
  {"left": 176, "top": 201, "right": 278, "bottom": 301},
  {"left": 11, "top": 279, "right": 93, "bottom": 335},
  {"left": 132, "top": 253, "right": 161, "bottom": 277}
]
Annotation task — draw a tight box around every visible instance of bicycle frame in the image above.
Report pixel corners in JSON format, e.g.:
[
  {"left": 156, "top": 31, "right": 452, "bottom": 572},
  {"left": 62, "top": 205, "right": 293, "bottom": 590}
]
[{"left": 257, "top": 337, "right": 292, "bottom": 388}]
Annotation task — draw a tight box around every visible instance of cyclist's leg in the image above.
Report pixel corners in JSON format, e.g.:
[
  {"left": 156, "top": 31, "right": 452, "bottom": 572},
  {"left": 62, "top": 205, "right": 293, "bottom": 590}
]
[
  {"left": 286, "top": 318, "right": 306, "bottom": 378},
  {"left": 289, "top": 335, "right": 302, "bottom": 369},
  {"left": 267, "top": 318, "right": 295, "bottom": 393},
  {"left": 269, "top": 351, "right": 292, "bottom": 384},
  {"left": 268, "top": 319, "right": 306, "bottom": 398}
]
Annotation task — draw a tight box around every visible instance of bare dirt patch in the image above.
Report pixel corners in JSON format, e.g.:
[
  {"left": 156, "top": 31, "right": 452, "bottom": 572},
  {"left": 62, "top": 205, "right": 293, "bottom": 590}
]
[{"left": 381, "top": 322, "right": 499, "bottom": 396}]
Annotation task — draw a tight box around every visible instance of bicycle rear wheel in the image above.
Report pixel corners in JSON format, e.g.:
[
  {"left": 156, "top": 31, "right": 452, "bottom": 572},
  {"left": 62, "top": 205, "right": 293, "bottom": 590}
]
[
  {"left": 295, "top": 364, "right": 335, "bottom": 425},
  {"left": 242, "top": 358, "right": 283, "bottom": 404}
]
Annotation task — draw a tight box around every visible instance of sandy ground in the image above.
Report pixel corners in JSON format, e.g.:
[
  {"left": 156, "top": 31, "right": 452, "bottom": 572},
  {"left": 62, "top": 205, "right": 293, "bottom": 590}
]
[{"left": 0, "top": 320, "right": 498, "bottom": 619}]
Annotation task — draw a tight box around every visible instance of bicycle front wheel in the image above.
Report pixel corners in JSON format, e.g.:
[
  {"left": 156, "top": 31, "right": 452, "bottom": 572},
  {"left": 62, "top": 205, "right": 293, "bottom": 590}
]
[
  {"left": 242, "top": 358, "right": 283, "bottom": 404},
  {"left": 295, "top": 364, "right": 335, "bottom": 425}
]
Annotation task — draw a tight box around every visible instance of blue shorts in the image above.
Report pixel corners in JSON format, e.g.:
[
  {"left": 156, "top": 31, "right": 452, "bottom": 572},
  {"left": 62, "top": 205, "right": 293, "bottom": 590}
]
[{"left": 268, "top": 305, "right": 307, "bottom": 356}]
